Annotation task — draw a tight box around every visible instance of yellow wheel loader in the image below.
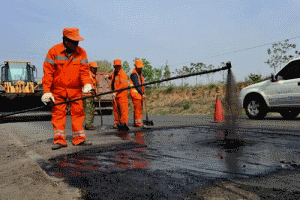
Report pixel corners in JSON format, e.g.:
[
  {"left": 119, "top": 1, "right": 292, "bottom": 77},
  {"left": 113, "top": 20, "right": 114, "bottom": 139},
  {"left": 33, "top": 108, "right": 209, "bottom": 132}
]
[{"left": 0, "top": 60, "right": 46, "bottom": 112}]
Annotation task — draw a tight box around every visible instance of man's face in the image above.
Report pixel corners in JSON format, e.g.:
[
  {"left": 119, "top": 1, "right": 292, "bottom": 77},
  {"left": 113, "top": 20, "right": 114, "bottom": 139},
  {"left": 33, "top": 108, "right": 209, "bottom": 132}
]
[
  {"left": 114, "top": 65, "right": 121, "bottom": 72},
  {"left": 91, "top": 67, "right": 97, "bottom": 75},
  {"left": 63, "top": 37, "right": 79, "bottom": 51},
  {"left": 135, "top": 66, "right": 142, "bottom": 73}
]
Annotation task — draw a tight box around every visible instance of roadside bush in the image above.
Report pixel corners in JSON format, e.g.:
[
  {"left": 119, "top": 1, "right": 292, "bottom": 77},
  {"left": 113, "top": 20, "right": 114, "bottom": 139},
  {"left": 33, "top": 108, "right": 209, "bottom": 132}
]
[
  {"left": 204, "top": 83, "right": 216, "bottom": 90},
  {"left": 183, "top": 102, "right": 190, "bottom": 110},
  {"left": 247, "top": 73, "right": 263, "bottom": 83},
  {"left": 164, "top": 85, "right": 175, "bottom": 94}
]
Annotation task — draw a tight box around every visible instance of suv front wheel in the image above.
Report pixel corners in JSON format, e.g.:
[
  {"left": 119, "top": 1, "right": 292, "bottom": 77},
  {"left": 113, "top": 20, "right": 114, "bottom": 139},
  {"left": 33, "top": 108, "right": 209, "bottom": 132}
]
[{"left": 245, "top": 96, "right": 268, "bottom": 120}]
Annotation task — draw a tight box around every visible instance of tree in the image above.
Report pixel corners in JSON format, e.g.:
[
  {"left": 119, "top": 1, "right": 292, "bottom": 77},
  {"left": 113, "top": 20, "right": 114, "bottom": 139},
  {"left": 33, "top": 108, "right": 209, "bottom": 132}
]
[
  {"left": 122, "top": 60, "right": 130, "bottom": 76},
  {"left": 265, "top": 39, "right": 300, "bottom": 73},
  {"left": 190, "top": 62, "right": 205, "bottom": 85},
  {"left": 95, "top": 60, "right": 113, "bottom": 73},
  {"left": 173, "top": 68, "right": 185, "bottom": 86},
  {"left": 203, "top": 64, "right": 215, "bottom": 83},
  {"left": 163, "top": 61, "right": 171, "bottom": 86},
  {"left": 153, "top": 67, "right": 163, "bottom": 86},
  {"left": 182, "top": 66, "right": 193, "bottom": 85},
  {"left": 218, "top": 62, "right": 226, "bottom": 83}
]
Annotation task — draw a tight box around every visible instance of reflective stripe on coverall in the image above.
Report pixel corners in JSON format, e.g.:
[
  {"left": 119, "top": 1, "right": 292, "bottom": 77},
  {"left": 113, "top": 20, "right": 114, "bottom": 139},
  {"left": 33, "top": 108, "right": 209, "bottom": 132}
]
[
  {"left": 42, "top": 43, "right": 92, "bottom": 146},
  {"left": 110, "top": 68, "right": 129, "bottom": 125},
  {"left": 129, "top": 68, "right": 144, "bottom": 126}
]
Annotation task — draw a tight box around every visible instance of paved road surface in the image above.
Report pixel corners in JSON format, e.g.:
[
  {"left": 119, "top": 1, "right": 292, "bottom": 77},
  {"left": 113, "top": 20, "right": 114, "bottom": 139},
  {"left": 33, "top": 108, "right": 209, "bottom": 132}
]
[{"left": 1, "top": 113, "right": 300, "bottom": 199}]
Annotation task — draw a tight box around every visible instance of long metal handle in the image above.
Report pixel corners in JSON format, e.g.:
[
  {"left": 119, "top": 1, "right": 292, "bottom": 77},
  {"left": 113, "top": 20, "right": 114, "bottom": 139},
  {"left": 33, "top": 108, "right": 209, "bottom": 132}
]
[{"left": 0, "top": 64, "right": 231, "bottom": 118}]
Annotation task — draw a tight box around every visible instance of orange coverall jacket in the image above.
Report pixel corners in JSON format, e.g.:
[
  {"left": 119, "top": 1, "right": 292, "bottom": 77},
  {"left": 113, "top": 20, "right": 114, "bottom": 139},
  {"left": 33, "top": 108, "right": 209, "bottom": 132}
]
[
  {"left": 42, "top": 43, "right": 91, "bottom": 95},
  {"left": 109, "top": 69, "right": 129, "bottom": 98}
]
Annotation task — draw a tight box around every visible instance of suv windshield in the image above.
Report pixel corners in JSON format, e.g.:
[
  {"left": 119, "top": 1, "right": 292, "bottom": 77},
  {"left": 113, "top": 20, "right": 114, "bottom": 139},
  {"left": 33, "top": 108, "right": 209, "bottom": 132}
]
[{"left": 276, "top": 60, "right": 300, "bottom": 80}]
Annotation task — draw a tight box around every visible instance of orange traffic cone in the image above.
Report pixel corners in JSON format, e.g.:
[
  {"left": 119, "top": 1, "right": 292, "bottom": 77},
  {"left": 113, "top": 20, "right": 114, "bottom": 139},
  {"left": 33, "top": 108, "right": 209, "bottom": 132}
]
[{"left": 214, "top": 95, "right": 225, "bottom": 123}]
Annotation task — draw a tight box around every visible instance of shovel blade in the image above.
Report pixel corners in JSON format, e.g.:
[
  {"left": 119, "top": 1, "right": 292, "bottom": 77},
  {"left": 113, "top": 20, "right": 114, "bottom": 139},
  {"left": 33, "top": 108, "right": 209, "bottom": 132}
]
[
  {"left": 117, "top": 123, "right": 129, "bottom": 131},
  {"left": 143, "top": 120, "right": 154, "bottom": 126}
]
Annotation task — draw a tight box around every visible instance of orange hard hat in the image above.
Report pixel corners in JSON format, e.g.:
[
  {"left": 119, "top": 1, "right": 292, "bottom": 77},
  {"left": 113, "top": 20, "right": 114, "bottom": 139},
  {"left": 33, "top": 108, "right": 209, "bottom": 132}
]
[
  {"left": 63, "top": 28, "right": 84, "bottom": 41},
  {"left": 113, "top": 59, "right": 122, "bottom": 66},
  {"left": 135, "top": 60, "right": 144, "bottom": 68},
  {"left": 89, "top": 61, "right": 98, "bottom": 68}
]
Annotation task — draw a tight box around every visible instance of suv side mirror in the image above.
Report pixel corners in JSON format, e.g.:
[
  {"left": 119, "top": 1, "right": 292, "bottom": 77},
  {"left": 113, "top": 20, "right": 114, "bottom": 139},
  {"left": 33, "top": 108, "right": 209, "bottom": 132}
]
[{"left": 270, "top": 73, "right": 275, "bottom": 82}]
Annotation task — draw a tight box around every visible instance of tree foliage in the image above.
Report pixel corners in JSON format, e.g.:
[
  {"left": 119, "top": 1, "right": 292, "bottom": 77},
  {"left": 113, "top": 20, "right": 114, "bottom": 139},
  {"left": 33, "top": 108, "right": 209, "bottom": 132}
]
[
  {"left": 163, "top": 61, "right": 171, "bottom": 85},
  {"left": 173, "top": 68, "right": 185, "bottom": 85},
  {"left": 190, "top": 62, "right": 215, "bottom": 84},
  {"left": 265, "top": 39, "right": 300, "bottom": 73},
  {"left": 95, "top": 60, "right": 113, "bottom": 73},
  {"left": 246, "top": 73, "right": 263, "bottom": 83},
  {"left": 190, "top": 62, "right": 205, "bottom": 85},
  {"left": 122, "top": 60, "right": 130, "bottom": 76}
]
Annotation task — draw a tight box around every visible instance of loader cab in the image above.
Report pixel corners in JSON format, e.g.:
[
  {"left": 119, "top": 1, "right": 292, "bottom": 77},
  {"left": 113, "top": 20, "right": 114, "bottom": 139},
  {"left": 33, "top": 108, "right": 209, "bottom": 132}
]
[{"left": 1, "top": 60, "right": 36, "bottom": 83}]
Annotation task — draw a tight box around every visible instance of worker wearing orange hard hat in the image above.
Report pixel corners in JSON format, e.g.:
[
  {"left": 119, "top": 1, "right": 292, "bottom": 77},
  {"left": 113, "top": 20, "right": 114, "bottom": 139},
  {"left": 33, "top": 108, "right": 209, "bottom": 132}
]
[
  {"left": 42, "top": 27, "right": 93, "bottom": 150},
  {"left": 83, "top": 61, "right": 99, "bottom": 130},
  {"left": 108, "top": 59, "right": 129, "bottom": 128},
  {"left": 129, "top": 59, "right": 145, "bottom": 127}
]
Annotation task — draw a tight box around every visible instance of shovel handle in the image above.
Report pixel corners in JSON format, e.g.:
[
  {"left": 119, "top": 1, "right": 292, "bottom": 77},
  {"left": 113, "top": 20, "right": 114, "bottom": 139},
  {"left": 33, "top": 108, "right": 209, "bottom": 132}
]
[{"left": 105, "top": 77, "right": 122, "bottom": 120}]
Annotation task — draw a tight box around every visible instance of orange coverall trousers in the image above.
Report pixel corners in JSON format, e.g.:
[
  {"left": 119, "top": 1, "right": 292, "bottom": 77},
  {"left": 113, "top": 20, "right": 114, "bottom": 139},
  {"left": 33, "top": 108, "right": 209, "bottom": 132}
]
[
  {"left": 113, "top": 95, "right": 129, "bottom": 125},
  {"left": 132, "top": 98, "right": 143, "bottom": 127},
  {"left": 52, "top": 90, "right": 86, "bottom": 146}
]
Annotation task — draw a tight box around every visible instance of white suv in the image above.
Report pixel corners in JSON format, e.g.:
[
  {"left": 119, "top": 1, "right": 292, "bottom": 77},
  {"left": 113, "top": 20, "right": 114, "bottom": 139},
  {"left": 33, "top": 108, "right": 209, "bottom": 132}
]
[{"left": 240, "top": 58, "right": 300, "bottom": 119}]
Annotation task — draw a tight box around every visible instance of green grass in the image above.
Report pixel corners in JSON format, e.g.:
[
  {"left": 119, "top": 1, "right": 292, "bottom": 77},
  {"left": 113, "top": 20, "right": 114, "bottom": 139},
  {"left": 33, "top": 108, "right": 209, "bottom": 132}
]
[{"left": 183, "top": 102, "right": 191, "bottom": 110}]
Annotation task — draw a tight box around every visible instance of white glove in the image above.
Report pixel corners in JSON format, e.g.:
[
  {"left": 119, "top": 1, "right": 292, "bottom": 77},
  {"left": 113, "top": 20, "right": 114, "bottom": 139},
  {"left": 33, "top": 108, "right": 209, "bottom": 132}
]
[
  {"left": 41, "top": 93, "right": 55, "bottom": 105},
  {"left": 82, "top": 84, "right": 93, "bottom": 94}
]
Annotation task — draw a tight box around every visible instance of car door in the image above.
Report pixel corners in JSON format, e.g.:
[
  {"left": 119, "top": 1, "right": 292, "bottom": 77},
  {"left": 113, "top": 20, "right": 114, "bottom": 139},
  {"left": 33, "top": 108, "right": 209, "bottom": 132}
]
[{"left": 265, "top": 60, "right": 300, "bottom": 107}]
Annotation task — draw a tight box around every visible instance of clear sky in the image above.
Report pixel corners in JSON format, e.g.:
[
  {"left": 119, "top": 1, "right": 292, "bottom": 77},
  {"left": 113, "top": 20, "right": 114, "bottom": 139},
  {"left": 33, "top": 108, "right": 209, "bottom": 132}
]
[{"left": 2, "top": 0, "right": 300, "bottom": 85}]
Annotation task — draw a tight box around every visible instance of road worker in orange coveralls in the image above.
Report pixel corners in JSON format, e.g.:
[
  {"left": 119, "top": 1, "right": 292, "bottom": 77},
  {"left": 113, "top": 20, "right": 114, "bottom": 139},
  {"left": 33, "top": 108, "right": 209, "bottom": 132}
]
[
  {"left": 108, "top": 59, "right": 129, "bottom": 128},
  {"left": 130, "top": 60, "right": 146, "bottom": 127},
  {"left": 41, "top": 27, "right": 93, "bottom": 150},
  {"left": 83, "top": 61, "right": 98, "bottom": 130}
]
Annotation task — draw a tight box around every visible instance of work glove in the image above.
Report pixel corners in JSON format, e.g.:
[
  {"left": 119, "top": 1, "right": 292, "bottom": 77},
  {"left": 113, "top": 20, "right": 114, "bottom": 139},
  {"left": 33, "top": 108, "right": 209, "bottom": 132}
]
[
  {"left": 41, "top": 93, "right": 55, "bottom": 105},
  {"left": 82, "top": 84, "right": 93, "bottom": 94}
]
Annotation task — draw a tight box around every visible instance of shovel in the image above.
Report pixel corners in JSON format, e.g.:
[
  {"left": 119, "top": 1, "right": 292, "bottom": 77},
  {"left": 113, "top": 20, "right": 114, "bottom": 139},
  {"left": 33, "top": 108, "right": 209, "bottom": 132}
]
[
  {"left": 143, "top": 98, "right": 154, "bottom": 126},
  {"left": 97, "top": 96, "right": 108, "bottom": 130}
]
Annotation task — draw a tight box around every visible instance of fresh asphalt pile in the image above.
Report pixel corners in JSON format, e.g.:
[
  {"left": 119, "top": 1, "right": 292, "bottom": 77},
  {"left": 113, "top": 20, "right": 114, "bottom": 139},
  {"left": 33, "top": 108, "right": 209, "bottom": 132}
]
[{"left": 44, "top": 126, "right": 300, "bottom": 199}]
